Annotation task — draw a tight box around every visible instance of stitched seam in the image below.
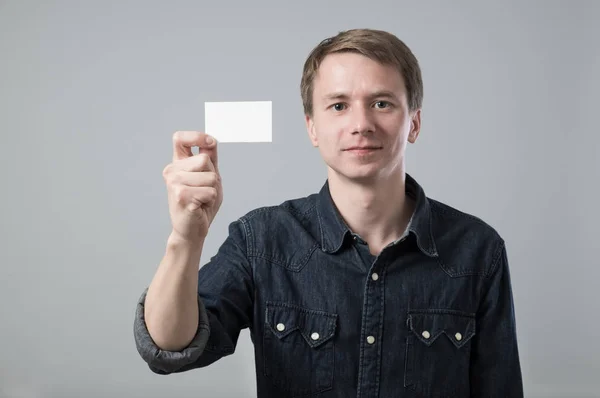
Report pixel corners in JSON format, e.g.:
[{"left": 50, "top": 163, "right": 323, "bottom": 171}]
[
  {"left": 356, "top": 274, "right": 371, "bottom": 396},
  {"left": 430, "top": 199, "right": 499, "bottom": 233},
  {"left": 427, "top": 200, "right": 438, "bottom": 255},
  {"left": 247, "top": 243, "right": 318, "bottom": 271},
  {"left": 436, "top": 256, "right": 488, "bottom": 278},
  {"left": 408, "top": 308, "right": 476, "bottom": 317},
  {"left": 373, "top": 266, "right": 386, "bottom": 394},
  {"left": 238, "top": 217, "right": 253, "bottom": 257},
  {"left": 486, "top": 239, "right": 505, "bottom": 279},
  {"left": 317, "top": 205, "right": 327, "bottom": 251},
  {"left": 285, "top": 202, "right": 316, "bottom": 221},
  {"left": 265, "top": 301, "right": 338, "bottom": 318}
]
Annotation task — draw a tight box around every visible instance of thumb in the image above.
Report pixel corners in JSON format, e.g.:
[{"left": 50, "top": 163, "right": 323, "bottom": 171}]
[{"left": 200, "top": 134, "right": 219, "bottom": 172}]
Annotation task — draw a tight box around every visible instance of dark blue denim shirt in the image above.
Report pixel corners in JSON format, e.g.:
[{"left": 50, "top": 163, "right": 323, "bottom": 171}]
[{"left": 134, "top": 173, "right": 524, "bottom": 397}]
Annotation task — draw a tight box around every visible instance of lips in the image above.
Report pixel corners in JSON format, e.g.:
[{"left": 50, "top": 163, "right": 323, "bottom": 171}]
[{"left": 343, "top": 146, "right": 382, "bottom": 151}]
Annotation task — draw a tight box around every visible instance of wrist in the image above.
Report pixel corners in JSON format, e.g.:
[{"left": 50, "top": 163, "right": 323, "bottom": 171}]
[{"left": 167, "top": 230, "right": 205, "bottom": 253}]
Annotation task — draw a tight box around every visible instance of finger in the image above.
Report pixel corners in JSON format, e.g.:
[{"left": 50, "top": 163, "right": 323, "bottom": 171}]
[
  {"left": 172, "top": 131, "right": 217, "bottom": 162},
  {"left": 175, "top": 153, "right": 216, "bottom": 173},
  {"left": 174, "top": 186, "right": 219, "bottom": 209},
  {"left": 199, "top": 136, "right": 219, "bottom": 172},
  {"left": 172, "top": 171, "right": 219, "bottom": 187}
]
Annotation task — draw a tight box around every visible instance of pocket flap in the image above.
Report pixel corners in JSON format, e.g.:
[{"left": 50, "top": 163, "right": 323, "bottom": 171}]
[
  {"left": 408, "top": 310, "right": 476, "bottom": 348},
  {"left": 265, "top": 302, "right": 337, "bottom": 348}
]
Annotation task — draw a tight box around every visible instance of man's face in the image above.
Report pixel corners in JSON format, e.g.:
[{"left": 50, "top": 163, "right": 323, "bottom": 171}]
[{"left": 305, "top": 52, "right": 421, "bottom": 183}]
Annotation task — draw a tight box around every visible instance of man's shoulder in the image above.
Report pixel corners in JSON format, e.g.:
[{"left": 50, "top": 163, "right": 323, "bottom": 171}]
[
  {"left": 428, "top": 197, "right": 502, "bottom": 239},
  {"left": 226, "top": 193, "right": 321, "bottom": 268},
  {"left": 427, "top": 197, "right": 506, "bottom": 277},
  {"left": 238, "top": 193, "right": 319, "bottom": 224}
]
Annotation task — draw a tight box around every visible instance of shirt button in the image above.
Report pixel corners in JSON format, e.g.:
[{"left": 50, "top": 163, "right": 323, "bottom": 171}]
[
  {"left": 276, "top": 323, "right": 285, "bottom": 331},
  {"left": 367, "top": 335, "right": 375, "bottom": 344},
  {"left": 371, "top": 273, "right": 379, "bottom": 281},
  {"left": 422, "top": 330, "right": 431, "bottom": 339},
  {"left": 311, "top": 332, "right": 320, "bottom": 340},
  {"left": 455, "top": 332, "right": 463, "bottom": 341}
]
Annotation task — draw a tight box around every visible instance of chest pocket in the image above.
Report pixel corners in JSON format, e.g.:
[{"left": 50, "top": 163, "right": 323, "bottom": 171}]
[
  {"left": 263, "top": 301, "right": 337, "bottom": 397},
  {"left": 404, "top": 309, "right": 476, "bottom": 397}
]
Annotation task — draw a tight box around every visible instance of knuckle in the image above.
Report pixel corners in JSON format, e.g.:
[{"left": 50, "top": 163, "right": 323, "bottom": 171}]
[
  {"left": 208, "top": 172, "right": 218, "bottom": 185},
  {"left": 174, "top": 186, "right": 187, "bottom": 203},
  {"left": 162, "top": 164, "right": 173, "bottom": 180},
  {"left": 170, "top": 171, "right": 181, "bottom": 184},
  {"left": 198, "top": 153, "right": 210, "bottom": 164},
  {"left": 162, "top": 166, "right": 173, "bottom": 184}
]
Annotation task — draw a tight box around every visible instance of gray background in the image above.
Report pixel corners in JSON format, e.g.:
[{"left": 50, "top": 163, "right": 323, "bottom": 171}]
[{"left": 1, "top": 1, "right": 598, "bottom": 397}]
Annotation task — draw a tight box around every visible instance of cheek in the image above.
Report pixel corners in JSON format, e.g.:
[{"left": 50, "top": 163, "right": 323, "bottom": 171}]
[
  {"left": 319, "top": 133, "right": 337, "bottom": 149},
  {"left": 315, "top": 122, "right": 345, "bottom": 146},
  {"left": 387, "top": 113, "right": 409, "bottom": 129},
  {"left": 387, "top": 116, "right": 411, "bottom": 138}
]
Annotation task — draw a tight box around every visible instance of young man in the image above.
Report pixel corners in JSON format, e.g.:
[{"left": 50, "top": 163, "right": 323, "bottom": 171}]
[{"left": 134, "top": 29, "right": 524, "bottom": 397}]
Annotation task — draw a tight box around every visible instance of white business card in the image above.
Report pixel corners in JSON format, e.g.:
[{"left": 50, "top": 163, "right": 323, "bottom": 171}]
[{"left": 204, "top": 101, "right": 272, "bottom": 143}]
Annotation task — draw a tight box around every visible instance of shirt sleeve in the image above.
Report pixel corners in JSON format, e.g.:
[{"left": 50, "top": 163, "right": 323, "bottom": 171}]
[
  {"left": 133, "top": 219, "right": 254, "bottom": 374},
  {"left": 470, "top": 240, "right": 524, "bottom": 397}
]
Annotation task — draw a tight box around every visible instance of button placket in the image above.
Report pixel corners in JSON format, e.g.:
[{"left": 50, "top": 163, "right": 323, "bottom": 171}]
[{"left": 357, "top": 256, "right": 386, "bottom": 395}]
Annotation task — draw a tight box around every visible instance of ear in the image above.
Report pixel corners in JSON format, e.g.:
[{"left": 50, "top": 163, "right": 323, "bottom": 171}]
[
  {"left": 305, "top": 114, "right": 319, "bottom": 147},
  {"left": 407, "top": 109, "right": 421, "bottom": 144}
]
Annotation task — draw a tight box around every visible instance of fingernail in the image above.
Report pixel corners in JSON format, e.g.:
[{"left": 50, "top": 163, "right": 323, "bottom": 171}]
[{"left": 206, "top": 136, "right": 214, "bottom": 145}]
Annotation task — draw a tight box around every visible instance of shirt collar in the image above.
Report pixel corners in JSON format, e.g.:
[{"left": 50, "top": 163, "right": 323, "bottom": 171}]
[{"left": 315, "top": 172, "right": 438, "bottom": 257}]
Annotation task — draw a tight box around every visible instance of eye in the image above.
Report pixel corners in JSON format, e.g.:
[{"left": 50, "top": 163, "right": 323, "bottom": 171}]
[
  {"left": 332, "top": 103, "right": 346, "bottom": 111},
  {"left": 374, "top": 101, "right": 391, "bottom": 109}
]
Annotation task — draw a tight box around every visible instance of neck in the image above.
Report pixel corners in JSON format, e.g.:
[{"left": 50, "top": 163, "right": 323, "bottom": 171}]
[{"left": 327, "top": 168, "right": 413, "bottom": 253}]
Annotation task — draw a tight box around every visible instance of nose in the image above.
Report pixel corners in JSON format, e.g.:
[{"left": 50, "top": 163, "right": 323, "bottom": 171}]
[{"left": 350, "top": 106, "right": 375, "bottom": 136}]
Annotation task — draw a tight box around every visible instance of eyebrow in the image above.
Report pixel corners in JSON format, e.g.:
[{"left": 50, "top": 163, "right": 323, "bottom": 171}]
[{"left": 323, "top": 90, "right": 399, "bottom": 102}]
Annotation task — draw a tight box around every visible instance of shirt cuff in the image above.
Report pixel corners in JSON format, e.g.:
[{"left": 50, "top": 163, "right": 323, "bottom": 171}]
[{"left": 133, "top": 287, "right": 210, "bottom": 374}]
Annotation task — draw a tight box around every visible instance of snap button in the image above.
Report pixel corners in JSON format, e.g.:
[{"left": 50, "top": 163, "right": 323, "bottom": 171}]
[
  {"left": 311, "top": 332, "right": 320, "bottom": 340},
  {"left": 422, "top": 330, "right": 431, "bottom": 339},
  {"left": 371, "top": 273, "right": 379, "bottom": 281},
  {"left": 455, "top": 332, "right": 462, "bottom": 341},
  {"left": 276, "top": 323, "right": 285, "bottom": 332},
  {"left": 367, "top": 335, "right": 375, "bottom": 344}
]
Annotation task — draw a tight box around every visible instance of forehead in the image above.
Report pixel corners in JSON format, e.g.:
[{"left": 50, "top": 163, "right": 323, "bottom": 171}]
[{"left": 313, "top": 52, "right": 406, "bottom": 98}]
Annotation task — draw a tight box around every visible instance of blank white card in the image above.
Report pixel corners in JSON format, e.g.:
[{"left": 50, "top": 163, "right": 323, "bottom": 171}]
[{"left": 204, "top": 101, "right": 272, "bottom": 143}]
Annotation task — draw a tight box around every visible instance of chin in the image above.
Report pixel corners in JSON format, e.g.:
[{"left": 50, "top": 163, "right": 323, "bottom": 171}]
[{"left": 329, "top": 165, "right": 381, "bottom": 183}]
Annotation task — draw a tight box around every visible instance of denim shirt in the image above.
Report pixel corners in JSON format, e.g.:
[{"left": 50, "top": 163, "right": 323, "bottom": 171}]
[{"left": 133, "top": 173, "right": 524, "bottom": 397}]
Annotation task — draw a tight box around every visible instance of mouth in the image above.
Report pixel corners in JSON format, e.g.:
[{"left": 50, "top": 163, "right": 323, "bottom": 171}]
[{"left": 343, "top": 146, "right": 382, "bottom": 154}]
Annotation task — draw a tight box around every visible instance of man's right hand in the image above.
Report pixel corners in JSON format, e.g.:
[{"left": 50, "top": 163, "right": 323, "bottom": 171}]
[{"left": 163, "top": 131, "right": 223, "bottom": 244}]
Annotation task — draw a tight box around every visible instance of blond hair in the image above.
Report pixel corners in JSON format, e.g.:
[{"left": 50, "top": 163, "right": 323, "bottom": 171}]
[{"left": 300, "top": 28, "right": 423, "bottom": 117}]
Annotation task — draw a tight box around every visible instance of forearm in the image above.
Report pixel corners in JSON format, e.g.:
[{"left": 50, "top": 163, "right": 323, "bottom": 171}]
[
  {"left": 470, "top": 241, "right": 524, "bottom": 396},
  {"left": 144, "top": 231, "right": 204, "bottom": 351}
]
